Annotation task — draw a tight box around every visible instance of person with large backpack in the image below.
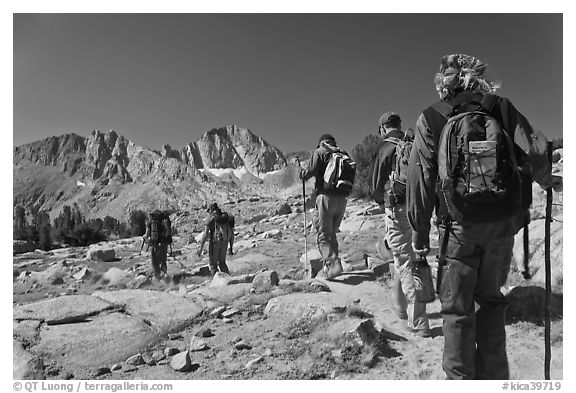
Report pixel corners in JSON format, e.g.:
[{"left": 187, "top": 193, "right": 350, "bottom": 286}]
[
  {"left": 299, "top": 133, "right": 356, "bottom": 279},
  {"left": 406, "top": 54, "right": 558, "bottom": 380},
  {"left": 197, "top": 203, "right": 234, "bottom": 276},
  {"left": 370, "top": 112, "right": 431, "bottom": 338},
  {"left": 143, "top": 209, "right": 173, "bottom": 279}
]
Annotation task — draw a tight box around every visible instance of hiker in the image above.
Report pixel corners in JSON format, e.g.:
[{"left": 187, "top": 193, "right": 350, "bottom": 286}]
[
  {"left": 370, "top": 112, "right": 431, "bottom": 337},
  {"left": 406, "top": 54, "right": 556, "bottom": 379},
  {"left": 197, "top": 203, "right": 234, "bottom": 276},
  {"left": 299, "top": 133, "right": 356, "bottom": 278},
  {"left": 143, "top": 209, "right": 172, "bottom": 279}
]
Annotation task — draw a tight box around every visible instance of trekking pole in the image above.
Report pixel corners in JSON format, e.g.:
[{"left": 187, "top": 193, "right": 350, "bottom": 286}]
[
  {"left": 296, "top": 157, "right": 309, "bottom": 273},
  {"left": 544, "top": 141, "right": 553, "bottom": 380},
  {"left": 302, "top": 175, "right": 308, "bottom": 273}
]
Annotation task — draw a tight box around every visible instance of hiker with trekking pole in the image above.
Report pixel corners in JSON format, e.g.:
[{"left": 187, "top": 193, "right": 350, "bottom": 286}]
[
  {"left": 298, "top": 134, "right": 356, "bottom": 280},
  {"left": 406, "top": 54, "right": 559, "bottom": 380}
]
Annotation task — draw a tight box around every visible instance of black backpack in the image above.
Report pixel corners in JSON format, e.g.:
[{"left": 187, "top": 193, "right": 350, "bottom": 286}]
[
  {"left": 149, "top": 212, "right": 172, "bottom": 244},
  {"left": 383, "top": 136, "right": 413, "bottom": 202},
  {"left": 423, "top": 94, "right": 522, "bottom": 222}
]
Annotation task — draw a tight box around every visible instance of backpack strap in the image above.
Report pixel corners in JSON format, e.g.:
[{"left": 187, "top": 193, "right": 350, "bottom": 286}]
[
  {"left": 383, "top": 136, "right": 401, "bottom": 146},
  {"left": 423, "top": 102, "right": 453, "bottom": 134},
  {"left": 480, "top": 93, "right": 499, "bottom": 114}
]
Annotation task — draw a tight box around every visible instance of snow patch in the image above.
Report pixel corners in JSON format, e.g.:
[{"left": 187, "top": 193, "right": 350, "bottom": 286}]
[{"left": 202, "top": 166, "right": 250, "bottom": 179}]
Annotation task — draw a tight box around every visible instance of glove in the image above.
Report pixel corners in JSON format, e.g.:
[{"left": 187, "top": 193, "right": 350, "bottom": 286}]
[{"left": 299, "top": 169, "right": 306, "bottom": 181}]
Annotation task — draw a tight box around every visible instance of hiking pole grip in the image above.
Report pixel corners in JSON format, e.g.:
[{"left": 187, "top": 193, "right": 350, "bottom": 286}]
[
  {"left": 544, "top": 141, "right": 553, "bottom": 380},
  {"left": 522, "top": 214, "right": 530, "bottom": 279}
]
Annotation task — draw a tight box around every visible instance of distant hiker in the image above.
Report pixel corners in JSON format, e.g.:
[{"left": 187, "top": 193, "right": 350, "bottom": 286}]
[
  {"left": 406, "top": 54, "right": 557, "bottom": 379},
  {"left": 299, "top": 133, "right": 356, "bottom": 278},
  {"left": 197, "top": 203, "right": 235, "bottom": 276},
  {"left": 143, "top": 209, "right": 173, "bottom": 279},
  {"left": 370, "top": 112, "right": 431, "bottom": 337}
]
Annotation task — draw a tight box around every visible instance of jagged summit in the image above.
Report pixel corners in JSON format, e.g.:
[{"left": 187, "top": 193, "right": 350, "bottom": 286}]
[{"left": 13, "top": 126, "right": 292, "bottom": 219}]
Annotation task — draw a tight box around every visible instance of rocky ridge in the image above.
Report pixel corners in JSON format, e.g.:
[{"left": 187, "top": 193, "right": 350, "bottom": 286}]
[{"left": 13, "top": 126, "right": 291, "bottom": 220}]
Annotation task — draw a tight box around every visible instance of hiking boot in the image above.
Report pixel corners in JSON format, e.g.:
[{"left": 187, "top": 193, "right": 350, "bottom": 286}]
[{"left": 324, "top": 258, "right": 343, "bottom": 280}]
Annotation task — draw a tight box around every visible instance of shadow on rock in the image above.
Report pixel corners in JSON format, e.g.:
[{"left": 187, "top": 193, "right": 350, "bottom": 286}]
[
  {"left": 336, "top": 273, "right": 376, "bottom": 285},
  {"left": 505, "top": 285, "right": 563, "bottom": 325}
]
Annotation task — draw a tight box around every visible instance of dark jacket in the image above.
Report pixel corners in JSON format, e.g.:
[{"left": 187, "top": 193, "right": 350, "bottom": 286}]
[
  {"left": 301, "top": 142, "right": 350, "bottom": 197},
  {"left": 407, "top": 91, "right": 553, "bottom": 248},
  {"left": 370, "top": 129, "right": 405, "bottom": 208}
]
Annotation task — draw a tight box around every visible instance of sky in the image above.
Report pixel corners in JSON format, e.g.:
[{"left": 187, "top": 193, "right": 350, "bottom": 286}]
[
  {"left": 13, "top": 12, "right": 564, "bottom": 154},
  {"left": 4, "top": 3, "right": 576, "bottom": 388}
]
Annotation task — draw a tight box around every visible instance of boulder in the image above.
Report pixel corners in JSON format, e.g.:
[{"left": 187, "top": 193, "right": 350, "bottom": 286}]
[
  {"left": 103, "top": 267, "right": 132, "bottom": 286},
  {"left": 345, "top": 319, "right": 381, "bottom": 348},
  {"left": 264, "top": 292, "right": 348, "bottom": 325},
  {"left": 251, "top": 270, "right": 279, "bottom": 292},
  {"left": 511, "top": 219, "right": 562, "bottom": 287},
  {"left": 87, "top": 246, "right": 116, "bottom": 262},
  {"left": 13, "top": 295, "right": 114, "bottom": 324},
  {"left": 73, "top": 267, "right": 92, "bottom": 281},
  {"left": 126, "top": 353, "right": 145, "bottom": 366},
  {"left": 92, "top": 289, "right": 203, "bottom": 334},
  {"left": 210, "top": 272, "right": 254, "bottom": 287},
  {"left": 13, "top": 340, "right": 45, "bottom": 379},
  {"left": 189, "top": 337, "right": 209, "bottom": 352},
  {"left": 228, "top": 253, "right": 276, "bottom": 274},
  {"left": 260, "top": 229, "right": 283, "bottom": 239},
  {"left": 275, "top": 203, "right": 292, "bottom": 216},
  {"left": 33, "top": 312, "right": 156, "bottom": 378},
  {"left": 299, "top": 248, "right": 323, "bottom": 278},
  {"left": 170, "top": 351, "right": 192, "bottom": 372},
  {"left": 245, "top": 356, "right": 264, "bottom": 369}
]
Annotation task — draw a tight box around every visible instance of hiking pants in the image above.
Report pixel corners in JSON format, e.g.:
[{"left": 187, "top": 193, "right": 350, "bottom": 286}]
[
  {"left": 314, "top": 194, "right": 347, "bottom": 259},
  {"left": 384, "top": 205, "right": 429, "bottom": 331},
  {"left": 151, "top": 243, "right": 168, "bottom": 277},
  {"left": 209, "top": 241, "right": 229, "bottom": 275},
  {"left": 439, "top": 220, "right": 514, "bottom": 380}
]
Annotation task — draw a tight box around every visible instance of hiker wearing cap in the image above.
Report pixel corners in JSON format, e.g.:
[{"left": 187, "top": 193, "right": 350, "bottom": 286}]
[
  {"left": 299, "top": 134, "right": 354, "bottom": 278},
  {"left": 143, "top": 209, "right": 172, "bottom": 279},
  {"left": 370, "top": 112, "right": 431, "bottom": 337},
  {"left": 406, "top": 54, "right": 557, "bottom": 379},
  {"left": 197, "top": 203, "right": 234, "bottom": 276}
]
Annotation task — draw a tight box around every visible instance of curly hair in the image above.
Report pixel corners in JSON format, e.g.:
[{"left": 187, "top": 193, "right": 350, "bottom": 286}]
[{"left": 434, "top": 54, "right": 501, "bottom": 100}]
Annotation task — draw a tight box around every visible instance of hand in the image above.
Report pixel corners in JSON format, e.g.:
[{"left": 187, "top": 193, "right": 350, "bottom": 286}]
[
  {"left": 412, "top": 243, "right": 430, "bottom": 257},
  {"left": 299, "top": 169, "right": 306, "bottom": 181},
  {"left": 550, "top": 175, "right": 563, "bottom": 192}
]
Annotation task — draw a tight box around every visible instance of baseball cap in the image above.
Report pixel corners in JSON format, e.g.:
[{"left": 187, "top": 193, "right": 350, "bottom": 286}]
[{"left": 378, "top": 112, "right": 401, "bottom": 126}]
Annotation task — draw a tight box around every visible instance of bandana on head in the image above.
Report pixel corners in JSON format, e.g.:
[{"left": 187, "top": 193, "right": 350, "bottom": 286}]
[{"left": 434, "top": 54, "right": 501, "bottom": 100}]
